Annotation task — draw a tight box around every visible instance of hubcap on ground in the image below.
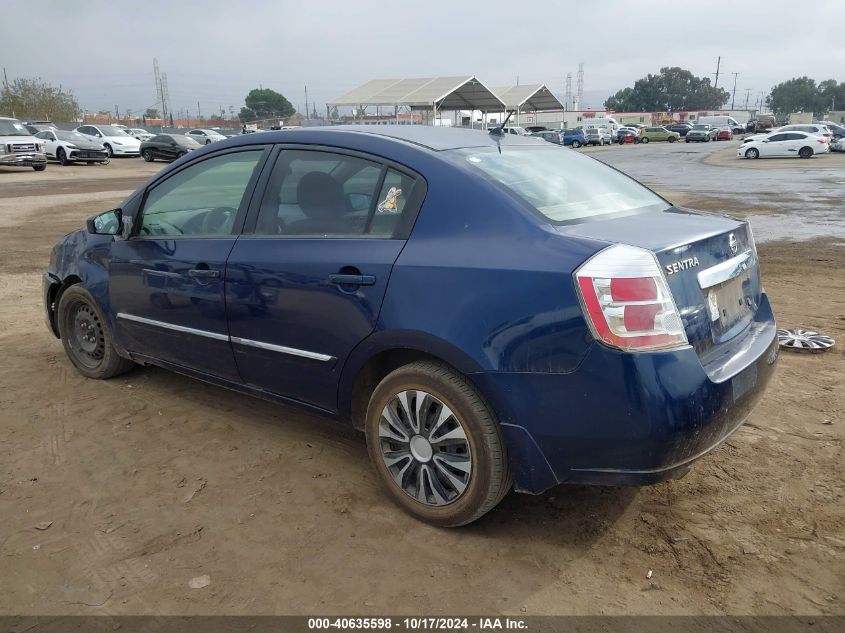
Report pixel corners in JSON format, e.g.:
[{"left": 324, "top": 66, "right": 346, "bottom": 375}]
[{"left": 378, "top": 390, "right": 471, "bottom": 507}]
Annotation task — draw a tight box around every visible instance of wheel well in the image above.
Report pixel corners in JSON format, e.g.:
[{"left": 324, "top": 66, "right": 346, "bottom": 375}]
[
  {"left": 348, "top": 349, "right": 463, "bottom": 431},
  {"left": 47, "top": 275, "right": 82, "bottom": 337}
]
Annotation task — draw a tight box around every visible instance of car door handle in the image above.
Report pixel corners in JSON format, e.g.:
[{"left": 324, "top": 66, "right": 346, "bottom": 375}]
[
  {"left": 188, "top": 268, "right": 220, "bottom": 278},
  {"left": 328, "top": 273, "right": 376, "bottom": 286}
]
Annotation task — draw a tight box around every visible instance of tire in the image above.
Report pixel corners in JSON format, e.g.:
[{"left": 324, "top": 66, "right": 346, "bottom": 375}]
[
  {"left": 365, "top": 360, "right": 511, "bottom": 527},
  {"left": 798, "top": 146, "right": 813, "bottom": 159},
  {"left": 57, "top": 285, "right": 134, "bottom": 379},
  {"left": 685, "top": 139, "right": 690, "bottom": 143},
  {"left": 571, "top": 140, "right": 581, "bottom": 148},
  {"left": 641, "top": 136, "right": 649, "bottom": 144},
  {"left": 33, "top": 164, "right": 47, "bottom": 171},
  {"left": 57, "top": 147, "right": 69, "bottom": 166},
  {"left": 668, "top": 136, "right": 676, "bottom": 143},
  {"left": 142, "top": 149, "right": 154, "bottom": 162},
  {"left": 104, "top": 143, "right": 114, "bottom": 158},
  {"left": 86, "top": 162, "right": 94, "bottom": 165},
  {"left": 745, "top": 148, "right": 759, "bottom": 159}
]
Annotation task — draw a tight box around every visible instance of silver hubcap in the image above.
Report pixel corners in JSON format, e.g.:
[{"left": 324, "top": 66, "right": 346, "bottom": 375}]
[{"left": 378, "top": 390, "right": 471, "bottom": 506}]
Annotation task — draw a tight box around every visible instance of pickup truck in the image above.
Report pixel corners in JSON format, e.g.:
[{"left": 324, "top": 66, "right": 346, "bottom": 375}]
[{"left": 0, "top": 117, "right": 47, "bottom": 171}]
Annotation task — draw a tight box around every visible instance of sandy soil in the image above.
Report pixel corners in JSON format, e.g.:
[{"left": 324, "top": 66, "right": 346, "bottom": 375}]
[{"left": 0, "top": 158, "right": 842, "bottom": 616}]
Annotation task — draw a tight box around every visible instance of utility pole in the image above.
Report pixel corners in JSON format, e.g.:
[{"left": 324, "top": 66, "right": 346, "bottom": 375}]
[
  {"left": 730, "top": 72, "right": 739, "bottom": 109},
  {"left": 197, "top": 101, "right": 201, "bottom": 121},
  {"left": 304, "top": 85, "right": 309, "bottom": 120},
  {"left": 744, "top": 88, "right": 752, "bottom": 111},
  {"left": 712, "top": 56, "right": 721, "bottom": 90},
  {"left": 2, "top": 67, "right": 8, "bottom": 89}
]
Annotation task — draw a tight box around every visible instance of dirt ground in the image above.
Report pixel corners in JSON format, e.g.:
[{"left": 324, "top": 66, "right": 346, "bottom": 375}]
[{"left": 0, "top": 156, "right": 842, "bottom": 616}]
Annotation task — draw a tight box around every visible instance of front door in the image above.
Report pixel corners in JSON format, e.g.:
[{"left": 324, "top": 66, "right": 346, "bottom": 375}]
[
  {"left": 110, "top": 147, "right": 267, "bottom": 380},
  {"left": 225, "top": 147, "right": 424, "bottom": 410}
]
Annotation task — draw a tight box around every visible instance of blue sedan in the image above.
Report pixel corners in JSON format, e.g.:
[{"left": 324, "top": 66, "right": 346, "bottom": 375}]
[{"left": 43, "top": 126, "right": 778, "bottom": 526}]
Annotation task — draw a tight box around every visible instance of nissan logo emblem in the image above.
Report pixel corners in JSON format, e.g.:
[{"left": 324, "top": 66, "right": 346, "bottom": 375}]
[{"left": 729, "top": 233, "right": 738, "bottom": 254}]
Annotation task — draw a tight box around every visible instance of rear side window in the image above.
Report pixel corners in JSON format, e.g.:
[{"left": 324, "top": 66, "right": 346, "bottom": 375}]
[
  {"left": 254, "top": 150, "right": 418, "bottom": 237},
  {"left": 450, "top": 147, "right": 668, "bottom": 224}
]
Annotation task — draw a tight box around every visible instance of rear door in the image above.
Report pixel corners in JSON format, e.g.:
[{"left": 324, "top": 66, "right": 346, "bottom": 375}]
[
  {"left": 110, "top": 146, "right": 268, "bottom": 380},
  {"left": 225, "top": 147, "right": 425, "bottom": 410}
]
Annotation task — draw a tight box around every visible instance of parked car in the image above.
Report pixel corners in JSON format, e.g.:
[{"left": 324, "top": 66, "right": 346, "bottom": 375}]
[
  {"left": 35, "top": 129, "right": 109, "bottom": 165},
  {"left": 666, "top": 123, "right": 693, "bottom": 136},
  {"left": 24, "top": 121, "right": 57, "bottom": 135},
  {"left": 739, "top": 131, "right": 829, "bottom": 159},
  {"left": 685, "top": 124, "right": 718, "bottom": 142},
  {"left": 616, "top": 129, "right": 640, "bottom": 144},
  {"left": 502, "top": 126, "right": 527, "bottom": 136},
  {"left": 186, "top": 128, "right": 227, "bottom": 145},
  {"left": 126, "top": 128, "right": 154, "bottom": 142},
  {"left": 43, "top": 126, "right": 778, "bottom": 526},
  {"left": 530, "top": 130, "right": 563, "bottom": 145},
  {"left": 640, "top": 127, "right": 680, "bottom": 143},
  {"left": 559, "top": 129, "right": 586, "bottom": 148},
  {"left": 744, "top": 124, "right": 831, "bottom": 144},
  {"left": 583, "top": 127, "right": 612, "bottom": 146},
  {"left": 716, "top": 127, "right": 734, "bottom": 141},
  {"left": 0, "top": 117, "right": 47, "bottom": 171},
  {"left": 830, "top": 137, "right": 845, "bottom": 152},
  {"left": 75, "top": 124, "right": 141, "bottom": 157},
  {"left": 749, "top": 115, "right": 776, "bottom": 133},
  {"left": 140, "top": 134, "right": 203, "bottom": 162},
  {"left": 818, "top": 122, "right": 845, "bottom": 140}
]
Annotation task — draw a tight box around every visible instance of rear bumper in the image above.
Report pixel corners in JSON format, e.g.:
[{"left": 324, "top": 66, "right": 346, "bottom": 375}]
[
  {"left": 477, "top": 294, "right": 779, "bottom": 494},
  {"left": 0, "top": 152, "right": 47, "bottom": 167}
]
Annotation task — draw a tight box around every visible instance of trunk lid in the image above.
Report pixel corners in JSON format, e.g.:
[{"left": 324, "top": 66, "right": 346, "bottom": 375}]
[{"left": 558, "top": 207, "right": 761, "bottom": 357}]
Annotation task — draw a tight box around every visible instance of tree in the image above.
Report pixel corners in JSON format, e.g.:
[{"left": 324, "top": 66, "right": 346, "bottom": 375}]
[
  {"left": 144, "top": 107, "right": 160, "bottom": 119},
  {"left": 329, "top": 105, "right": 339, "bottom": 119},
  {"left": 238, "top": 87, "right": 295, "bottom": 122},
  {"left": 604, "top": 67, "right": 729, "bottom": 112},
  {"left": 0, "top": 77, "right": 80, "bottom": 121},
  {"left": 767, "top": 77, "right": 845, "bottom": 117}
]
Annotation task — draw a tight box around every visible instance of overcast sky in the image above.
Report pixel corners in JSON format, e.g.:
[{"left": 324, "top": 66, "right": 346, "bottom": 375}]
[{"left": 6, "top": 0, "right": 844, "bottom": 117}]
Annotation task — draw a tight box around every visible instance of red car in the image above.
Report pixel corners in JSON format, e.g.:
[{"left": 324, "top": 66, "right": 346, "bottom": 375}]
[{"left": 717, "top": 128, "right": 733, "bottom": 141}]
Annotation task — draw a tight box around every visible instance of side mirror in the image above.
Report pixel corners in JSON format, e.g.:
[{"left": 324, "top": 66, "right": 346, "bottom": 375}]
[{"left": 86, "top": 209, "right": 123, "bottom": 235}]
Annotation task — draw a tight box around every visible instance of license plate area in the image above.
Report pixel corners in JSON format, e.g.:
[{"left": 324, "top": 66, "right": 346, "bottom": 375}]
[{"left": 705, "top": 271, "right": 754, "bottom": 343}]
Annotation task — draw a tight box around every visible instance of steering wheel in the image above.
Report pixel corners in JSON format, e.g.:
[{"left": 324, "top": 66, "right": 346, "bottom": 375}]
[{"left": 201, "top": 207, "right": 236, "bottom": 234}]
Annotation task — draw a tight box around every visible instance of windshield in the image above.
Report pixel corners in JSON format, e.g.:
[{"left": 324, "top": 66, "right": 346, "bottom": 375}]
[
  {"left": 99, "top": 125, "right": 130, "bottom": 136},
  {"left": 172, "top": 135, "right": 202, "bottom": 146},
  {"left": 57, "top": 131, "right": 89, "bottom": 142},
  {"left": 450, "top": 147, "right": 668, "bottom": 224},
  {"left": 692, "top": 124, "right": 709, "bottom": 130},
  {"left": 0, "top": 119, "right": 32, "bottom": 136}
]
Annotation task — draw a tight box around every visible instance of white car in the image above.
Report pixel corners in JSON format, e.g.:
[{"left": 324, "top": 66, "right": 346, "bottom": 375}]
[
  {"left": 830, "top": 137, "right": 845, "bottom": 152},
  {"left": 744, "top": 124, "right": 831, "bottom": 144},
  {"left": 738, "top": 131, "right": 830, "bottom": 159},
  {"left": 75, "top": 124, "right": 141, "bottom": 157},
  {"left": 35, "top": 129, "right": 109, "bottom": 165},
  {"left": 186, "top": 128, "right": 227, "bottom": 145},
  {"left": 126, "top": 128, "right": 154, "bottom": 142}
]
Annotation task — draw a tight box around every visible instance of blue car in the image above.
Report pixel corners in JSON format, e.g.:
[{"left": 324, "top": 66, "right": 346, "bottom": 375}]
[
  {"left": 44, "top": 126, "right": 778, "bottom": 527},
  {"left": 560, "top": 128, "right": 586, "bottom": 148}
]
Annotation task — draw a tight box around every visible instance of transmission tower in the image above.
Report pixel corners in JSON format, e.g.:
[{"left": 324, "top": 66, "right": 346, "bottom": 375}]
[
  {"left": 564, "top": 73, "right": 572, "bottom": 110},
  {"left": 162, "top": 73, "right": 171, "bottom": 125},
  {"left": 576, "top": 62, "right": 584, "bottom": 111},
  {"left": 153, "top": 58, "right": 165, "bottom": 122}
]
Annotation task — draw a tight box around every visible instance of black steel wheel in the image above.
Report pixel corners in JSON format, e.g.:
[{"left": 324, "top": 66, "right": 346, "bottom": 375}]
[
  {"left": 142, "top": 149, "right": 154, "bottom": 162},
  {"left": 57, "top": 285, "right": 134, "bottom": 379}
]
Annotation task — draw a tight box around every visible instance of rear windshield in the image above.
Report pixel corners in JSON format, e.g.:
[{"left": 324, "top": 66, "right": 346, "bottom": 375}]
[{"left": 449, "top": 147, "right": 668, "bottom": 224}]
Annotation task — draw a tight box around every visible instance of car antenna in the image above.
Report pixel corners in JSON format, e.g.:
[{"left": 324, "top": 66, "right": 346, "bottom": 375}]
[{"left": 489, "top": 110, "right": 514, "bottom": 153}]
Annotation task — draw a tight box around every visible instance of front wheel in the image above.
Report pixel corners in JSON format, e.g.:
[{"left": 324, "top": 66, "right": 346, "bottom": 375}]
[
  {"left": 571, "top": 140, "right": 581, "bottom": 148},
  {"left": 104, "top": 144, "right": 114, "bottom": 158},
  {"left": 798, "top": 146, "right": 813, "bottom": 159},
  {"left": 365, "top": 361, "right": 511, "bottom": 527},
  {"left": 33, "top": 164, "right": 47, "bottom": 171},
  {"left": 142, "top": 149, "right": 154, "bottom": 162},
  {"left": 57, "top": 147, "right": 70, "bottom": 166},
  {"left": 668, "top": 136, "right": 676, "bottom": 143},
  {"left": 745, "top": 148, "right": 760, "bottom": 159},
  {"left": 57, "top": 285, "right": 134, "bottom": 379}
]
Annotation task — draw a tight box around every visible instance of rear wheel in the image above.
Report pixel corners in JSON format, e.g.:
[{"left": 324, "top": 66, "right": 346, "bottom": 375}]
[
  {"left": 571, "top": 140, "right": 581, "bottom": 148},
  {"left": 668, "top": 136, "right": 676, "bottom": 143},
  {"left": 57, "top": 147, "right": 69, "bottom": 166},
  {"left": 798, "top": 146, "right": 813, "bottom": 159},
  {"left": 745, "top": 148, "right": 760, "bottom": 159},
  {"left": 365, "top": 361, "right": 510, "bottom": 527},
  {"left": 57, "top": 285, "right": 134, "bottom": 379}
]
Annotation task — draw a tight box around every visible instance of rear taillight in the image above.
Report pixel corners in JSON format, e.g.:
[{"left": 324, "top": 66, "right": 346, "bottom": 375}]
[
  {"left": 575, "top": 244, "right": 688, "bottom": 351},
  {"left": 818, "top": 139, "right": 826, "bottom": 144}
]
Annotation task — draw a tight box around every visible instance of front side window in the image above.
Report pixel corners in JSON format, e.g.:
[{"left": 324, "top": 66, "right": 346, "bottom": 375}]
[
  {"left": 255, "top": 150, "right": 415, "bottom": 237},
  {"left": 138, "top": 150, "right": 263, "bottom": 237},
  {"left": 450, "top": 146, "right": 668, "bottom": 224}
]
